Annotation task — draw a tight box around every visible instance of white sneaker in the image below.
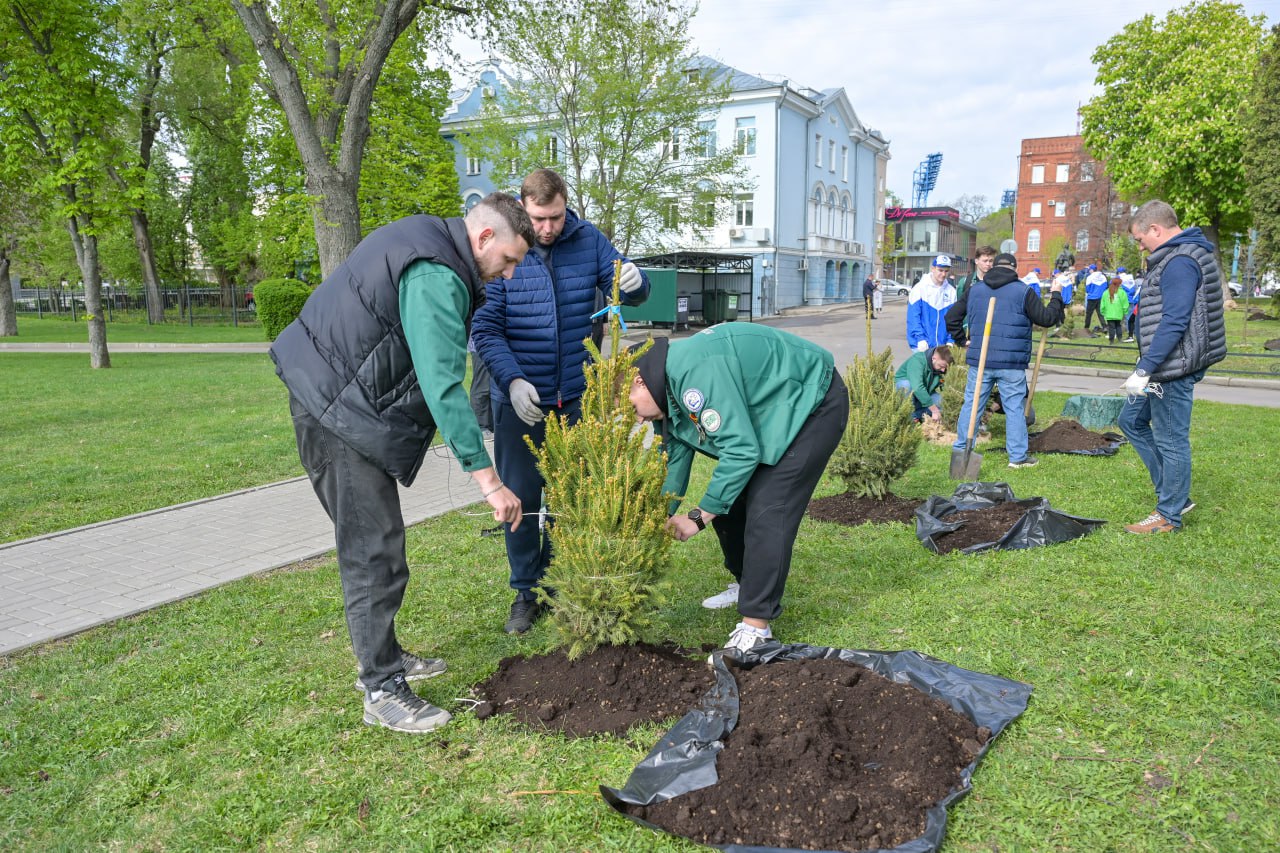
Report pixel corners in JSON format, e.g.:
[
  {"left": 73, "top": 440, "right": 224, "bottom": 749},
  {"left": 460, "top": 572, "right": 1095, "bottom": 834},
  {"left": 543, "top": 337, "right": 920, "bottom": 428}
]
[
  {"left": 701, "top": 582, "right": 740, "bottom": 609},
  {"left": 723, "top": 622, "right": 772, "bottom": 654}
]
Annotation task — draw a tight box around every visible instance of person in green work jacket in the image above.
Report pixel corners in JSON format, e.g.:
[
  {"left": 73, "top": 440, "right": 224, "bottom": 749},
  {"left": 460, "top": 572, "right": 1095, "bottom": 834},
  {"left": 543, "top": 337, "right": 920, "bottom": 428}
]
[
  {"left": 271, "top": 194, "right": 532, "bottom": 734},
  {"left": 628, "top": 325, "right": 849, "bottom": 655},
  {"left": 894, "top": 345, "right": 953, "bottom": 422}
]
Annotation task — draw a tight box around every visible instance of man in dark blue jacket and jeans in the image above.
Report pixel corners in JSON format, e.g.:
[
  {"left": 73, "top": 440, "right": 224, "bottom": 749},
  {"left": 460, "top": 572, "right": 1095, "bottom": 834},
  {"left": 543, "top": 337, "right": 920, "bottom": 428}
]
[
  {"left": 472, "top": 169, "right": 650, "bottom": 633},
  {"left": 945, "top": 253, "right": 1064, "bottom": 468},
  {"left": 1119, "top": 200, "right": 1226, "bottom": 533}
]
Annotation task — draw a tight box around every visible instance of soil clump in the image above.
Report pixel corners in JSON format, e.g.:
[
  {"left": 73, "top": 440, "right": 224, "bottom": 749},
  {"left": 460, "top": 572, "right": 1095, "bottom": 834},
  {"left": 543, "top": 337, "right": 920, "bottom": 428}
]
[
  {"left": 625, "top": 657, "right": 985, "bottom": 851},
  {"left": 1027, "top": 419, "right": 1118, "bottom": 453},
  {"left": 473, "top": 642, "right": 714, "bottom": 737},
  {"left": 808, "top": 491, "right": 924, "bottom": 526},
  {"left": 932, "top": 501, "right": 1029, "bottom": 554}
]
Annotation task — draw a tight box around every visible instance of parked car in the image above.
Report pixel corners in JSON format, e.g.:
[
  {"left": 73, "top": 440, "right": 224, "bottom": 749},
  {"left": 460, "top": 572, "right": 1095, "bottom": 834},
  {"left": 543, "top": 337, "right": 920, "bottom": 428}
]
[
  {"left": 876, "top": 278, "right": 910, "bottom": 297},
  {"left": 1228, "top": 281, "right": 1243, "bottom": 297}
]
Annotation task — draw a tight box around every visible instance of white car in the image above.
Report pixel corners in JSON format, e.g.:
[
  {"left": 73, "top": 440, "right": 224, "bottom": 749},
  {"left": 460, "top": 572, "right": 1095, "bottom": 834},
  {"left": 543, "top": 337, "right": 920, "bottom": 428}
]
[{"left": 876, "top": 278, "right": 910, "bottom": 297}]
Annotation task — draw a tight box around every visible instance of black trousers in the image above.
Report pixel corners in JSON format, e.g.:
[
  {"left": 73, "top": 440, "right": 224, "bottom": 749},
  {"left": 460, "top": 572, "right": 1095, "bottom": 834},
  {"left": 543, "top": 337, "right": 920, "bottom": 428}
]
[
  {"left": 1084, "top": 298, "right": 1102, "bottom": 329},
  {"left": 711, "top": 371, "right": 849, "bottom": 622},
  {"left": 290, "top": 395, "right": 411, "bottom": 691},
  {"left": 470, "top": 354, "right": 492, "bottom": 431}
]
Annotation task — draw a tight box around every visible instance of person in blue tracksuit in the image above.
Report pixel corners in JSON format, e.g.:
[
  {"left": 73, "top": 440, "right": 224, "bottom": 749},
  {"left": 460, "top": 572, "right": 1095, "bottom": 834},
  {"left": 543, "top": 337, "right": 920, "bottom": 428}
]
[
  {"left": 907, "top": 254, "right": 957, "bottom": 352},
  {"left": 472, "top": 169, "right": 650, "bottom": 634}
]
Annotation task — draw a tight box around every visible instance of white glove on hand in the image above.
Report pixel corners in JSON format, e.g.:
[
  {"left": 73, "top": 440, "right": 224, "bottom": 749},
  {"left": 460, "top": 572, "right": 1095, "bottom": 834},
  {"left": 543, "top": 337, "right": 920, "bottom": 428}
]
[
  {"left": 1123, "top": 370, "right": 1150, "bottom": 396},
  {"left": 509, "top": 379, "right": 545, "bottom": 426},
  {"left": 618, "top": 262, "right": 643, "bottom": 294},
  {"left": 916, "top": 340, "right": 929, "bottom": 352}
]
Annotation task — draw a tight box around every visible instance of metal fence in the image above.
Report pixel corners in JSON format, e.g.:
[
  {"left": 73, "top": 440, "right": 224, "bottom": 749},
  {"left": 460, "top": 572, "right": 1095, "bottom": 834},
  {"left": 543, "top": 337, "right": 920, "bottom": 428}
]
[
  {"left": 1041, "top": 339, "right": 1280, "bottom": 377},
  {"left": 13, "top": 284, "right": 259, "bottom": 326}
]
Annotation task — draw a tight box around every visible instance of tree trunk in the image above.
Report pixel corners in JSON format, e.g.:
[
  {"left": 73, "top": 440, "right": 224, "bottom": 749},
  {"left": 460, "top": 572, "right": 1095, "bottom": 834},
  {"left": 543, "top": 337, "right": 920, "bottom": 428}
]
[
  {"left": 66, "top": 216, "right": 110, "bottom": 368},
  {"left": 0, "top": 245, "right": 17, "bottom": 337},
  {"left": 308, "top": 167, "right": 363, "bottom": 278},
  {"left": 130, "top": 208, "right": 165, "bottom": 323}
]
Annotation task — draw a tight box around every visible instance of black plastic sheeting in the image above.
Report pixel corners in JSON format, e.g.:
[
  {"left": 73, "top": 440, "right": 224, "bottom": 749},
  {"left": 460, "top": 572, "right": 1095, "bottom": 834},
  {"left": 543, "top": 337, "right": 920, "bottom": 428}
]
[
  {"left": 602, "top": 643, "right": 1033, "bottom": 853},
  {"left": 915, "top": 482, "right": 1106, "bottom": 555}
]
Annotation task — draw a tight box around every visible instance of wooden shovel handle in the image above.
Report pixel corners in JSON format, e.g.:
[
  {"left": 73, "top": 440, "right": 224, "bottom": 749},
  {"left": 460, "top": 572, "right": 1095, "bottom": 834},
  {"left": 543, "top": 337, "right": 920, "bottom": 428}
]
[
  {"left": 964, "top": 297, "right": 998, "bottom": 445},
  {"left": 1026, "top": 329, "right": 1049, "bottom": 417}
]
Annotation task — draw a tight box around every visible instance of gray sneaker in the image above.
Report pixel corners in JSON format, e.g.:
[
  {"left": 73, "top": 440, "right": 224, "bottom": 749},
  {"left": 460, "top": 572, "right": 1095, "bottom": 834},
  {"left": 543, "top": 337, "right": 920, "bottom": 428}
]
[
  {"left": 363, "top": 674, "right": 452, "bottom": 733},
  {"left": 1008, "top": 456, "right": 1038, "bottom": 468},
  {"left": 354, "top": 650, "right": 447, "bottom": 692}
]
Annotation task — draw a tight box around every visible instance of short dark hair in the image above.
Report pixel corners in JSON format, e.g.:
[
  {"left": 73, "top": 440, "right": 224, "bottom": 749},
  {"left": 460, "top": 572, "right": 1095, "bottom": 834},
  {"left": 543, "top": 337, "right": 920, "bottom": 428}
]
[
  {"left": 931, "top": 345, "right": 954, "bottom": 365},
  {"left": 520, "top": 168, "right": 569, "bottom": 207},
  {"left": 467, "top": 192, "right": 535, "bottom": 247},
  {"left": 1131, "top": 200, "right": 1179, "bottom": 232},
  {"left": 975, "top": 245, "right": 997, "bottom": 259}
]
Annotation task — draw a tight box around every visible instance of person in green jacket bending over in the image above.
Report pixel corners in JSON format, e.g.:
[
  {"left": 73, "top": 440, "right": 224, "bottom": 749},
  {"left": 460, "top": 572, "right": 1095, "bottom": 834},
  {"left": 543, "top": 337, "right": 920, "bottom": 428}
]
[
  {"left": 894, "top": 345, "right": 954, "bottom": 422},
  {"left": 628, "top": 325, "right": 849, "bottom": 655}
]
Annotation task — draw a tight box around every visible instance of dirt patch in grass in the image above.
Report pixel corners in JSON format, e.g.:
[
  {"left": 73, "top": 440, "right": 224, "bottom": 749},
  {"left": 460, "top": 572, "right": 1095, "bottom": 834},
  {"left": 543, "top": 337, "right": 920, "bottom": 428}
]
[
  {"left": 624, "top": 657, "right": 986, "bottom": 851},
  {"left": 1028, "top": 420, "right": 1119, "bottom": 453},
  {"left": 808, "top": 492, "right": 924, "bottom": 526},
  {"left": 472, "top": 642, "right": 714, "bottom": 737},
  {"left": 932, "top": 502, "right": 1030, "bottom": 555}
]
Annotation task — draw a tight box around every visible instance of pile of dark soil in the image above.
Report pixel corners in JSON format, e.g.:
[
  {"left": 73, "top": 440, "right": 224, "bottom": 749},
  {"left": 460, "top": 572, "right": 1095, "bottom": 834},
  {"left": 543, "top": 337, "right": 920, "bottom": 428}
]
[
  {"left": 472, "top": 642, "right": 714, "bottom": 737},
  {"left": 1247, "top": 310, "right": 1275, "bottom": 321},
  {"left": 932, "top": 502, "right": 1029, "bottom": 555},
  {"left": 808, "top": 491, "right": 924, "bottom": 526},
  {"left": 1265, "top": 337, "right": 1280, "bottom": 351},
  {"left": 624, "top": 658, "right": 986, "bottom": 851},
  {"left": 1028, "top": 419, "right": 1117, "bottom": 453}
]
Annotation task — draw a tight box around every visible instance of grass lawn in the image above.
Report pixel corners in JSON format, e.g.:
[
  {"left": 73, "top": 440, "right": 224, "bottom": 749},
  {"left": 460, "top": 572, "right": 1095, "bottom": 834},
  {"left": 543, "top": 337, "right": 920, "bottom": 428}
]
[
  {"left": 2, "top": 315, "right": 266, "bottom": 344},
  {"left": 1, "top": 394, "right": 1277, "bottom": 850},
  {"left": 0, "top": 353, "right": 299, "bottom": 543}
]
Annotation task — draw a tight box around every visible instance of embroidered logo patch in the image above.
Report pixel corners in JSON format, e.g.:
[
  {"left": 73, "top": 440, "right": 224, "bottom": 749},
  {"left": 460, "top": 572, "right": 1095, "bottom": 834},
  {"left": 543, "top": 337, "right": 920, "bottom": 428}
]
[
  {"left": 699, "top": 408, "right": 722, "bottom": 433},
  {"left": 682, "top": 388, "right": 705, "bottom": 412}
]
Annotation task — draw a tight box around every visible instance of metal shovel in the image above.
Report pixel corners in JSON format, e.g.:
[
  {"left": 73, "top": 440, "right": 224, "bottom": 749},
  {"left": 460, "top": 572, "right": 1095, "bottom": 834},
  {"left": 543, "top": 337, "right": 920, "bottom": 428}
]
[
  {"left": 1024, "top": 328, "right": 1049, "bottom": 426},
  {"left": 950, "top": 296, "right": 997, "bottom": 480}
]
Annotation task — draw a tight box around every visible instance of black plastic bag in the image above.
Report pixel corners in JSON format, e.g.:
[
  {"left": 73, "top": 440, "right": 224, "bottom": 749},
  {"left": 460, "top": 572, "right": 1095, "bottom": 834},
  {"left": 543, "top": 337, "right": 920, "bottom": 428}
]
[
  {"left": 915, "top": 482, "right": 1106, "bottom": 555},
  {"left": 602, "top": 643, "right": 1033, "bottom": 853}
]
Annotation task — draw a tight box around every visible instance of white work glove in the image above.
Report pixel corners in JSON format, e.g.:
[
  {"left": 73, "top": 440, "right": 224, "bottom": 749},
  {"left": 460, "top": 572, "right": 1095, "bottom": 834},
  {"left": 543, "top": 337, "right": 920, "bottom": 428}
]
[
  {"left": 1123, "top": 370, "right": 1151, "bottom": 396},
  {"left": 509, "top": 378, "right": 545, "bottom": 426},
  {"left": 618, "top": 262, "right": 643, "bottom": 294},
  {"left": 916, "top": 340, "right": 929, "bottom": 352}
]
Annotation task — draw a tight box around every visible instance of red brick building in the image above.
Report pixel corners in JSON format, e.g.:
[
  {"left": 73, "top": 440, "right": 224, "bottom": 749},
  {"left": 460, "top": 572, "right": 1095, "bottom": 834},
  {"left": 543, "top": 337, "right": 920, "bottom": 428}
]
[{"left": 1014, "top": 135, "right": 1130, "bottom": 276}]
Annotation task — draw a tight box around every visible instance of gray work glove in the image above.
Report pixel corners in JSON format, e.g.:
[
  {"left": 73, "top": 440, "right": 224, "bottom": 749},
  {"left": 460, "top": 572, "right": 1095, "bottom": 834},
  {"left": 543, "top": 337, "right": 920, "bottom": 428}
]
[
  {"left": 618, "top": 261, "right": 643, "bottom": 294},
  {"left": 509, "top": 378, "right": 545, "bottom": 426}
]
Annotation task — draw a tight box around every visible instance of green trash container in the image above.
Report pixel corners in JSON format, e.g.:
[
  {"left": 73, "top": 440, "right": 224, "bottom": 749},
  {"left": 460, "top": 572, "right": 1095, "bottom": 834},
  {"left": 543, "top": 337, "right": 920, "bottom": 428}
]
[{"left": 703, "top": 290, "right": 740, "bottom": 324}]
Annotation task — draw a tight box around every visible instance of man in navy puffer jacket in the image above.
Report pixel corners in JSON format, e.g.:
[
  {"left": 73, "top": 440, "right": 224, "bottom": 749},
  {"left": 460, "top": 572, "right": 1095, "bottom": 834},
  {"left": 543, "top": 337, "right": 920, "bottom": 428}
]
[{"left": 472, "top": 168, "right": 650, "bottom": 634}]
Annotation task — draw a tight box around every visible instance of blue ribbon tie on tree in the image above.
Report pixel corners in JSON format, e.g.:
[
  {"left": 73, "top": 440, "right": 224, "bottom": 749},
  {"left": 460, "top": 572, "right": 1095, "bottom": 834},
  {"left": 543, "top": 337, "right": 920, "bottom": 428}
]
[{"left": 590, "top": 304, "right": 628, "bottom": 330}]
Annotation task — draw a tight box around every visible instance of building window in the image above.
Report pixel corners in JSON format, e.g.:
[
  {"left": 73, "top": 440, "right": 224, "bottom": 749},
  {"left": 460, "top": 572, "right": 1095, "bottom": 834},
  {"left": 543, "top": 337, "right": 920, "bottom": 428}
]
[
  {"left": 464, "top": 192, "right": 483, "bottom": 212},
  {"left": 1081, "top": 162, "right": 1095, "bottom": 182},
  {"left": 662, "top": 129, "right": 680, "bottom": 161},
  {"left": 828, "top": 140, "right": 836, "bottom": 173},
  {"left": 1027, "top": 229, "right": 1041, "bottom": 252},
  {"left": 1054, "top": 202, "right": 1066, "bottom": 217},
  {"left": 696, "top": 120, "right": 716, "bottom": 158},
  {"left": 1076, "top": 229, "right": 1090, "bottom": 251},
  {"left": 1056, "top": 163, "right": 1070, "bottom": 182},
  {"left": 1030, "top": 202, "right": 1043, "bottom": 218},
  {"left": 841, "top": 146, "right": 849, "bottom": 181},
  {"left": 734, "top": 194, "right": 754, "bottom": 227},
  {"left": 1111, "top": 202, "right": 1129, "bottom": 219},
  {"left": 815, "top": 134, "right": 823, "bottom": 167},
  {"left": 694, "top": 182, "right": 716, "bottom": 229},
  {"left": 1031, "top": 164, "right": 1045, "bottom": 184},
  {"left": 1078, "top": 200, "right": 1091, "bottom": 217},
  {"left": 735, "top": 117, "right": 756, "bottom": 156},
  {"left": 810, "top": 186, "right": 823, "bottom": 233},
  {"left": 545, "top": 136, "right": 559, "bottom": 162},
  {"left": 466, "top": 156, "right": 481, "bottom": 176},
  {"left": 828, "top": 190, "right": 838, "bottom": 235},
  {"left": 661, "top": 198, "right": 679, "bottom": 230}
]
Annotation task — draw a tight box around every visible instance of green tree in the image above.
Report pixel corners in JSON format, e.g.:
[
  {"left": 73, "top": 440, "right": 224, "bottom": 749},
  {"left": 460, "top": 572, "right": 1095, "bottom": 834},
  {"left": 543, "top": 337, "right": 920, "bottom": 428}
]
[
  {"left": 976, "top": 206, "right": 1014, "bottom": 250},
  {"left": 1243, "top": 24, "right": 1280, "bottom": 278},
  {"left": 1081, "top": 2, "right": 1267, "bottom": 253},
  {"left": 467, "top": 0, "right": 748, "bottom": 253},
  {"left": 879, "top": 222, "right": 905, "bottom": 278},
  {"left": 827, "top": 349, "right": 921, "bottom": 500},
  {"left": 225, "top": 0, "right": 483, "bottom": 277}
]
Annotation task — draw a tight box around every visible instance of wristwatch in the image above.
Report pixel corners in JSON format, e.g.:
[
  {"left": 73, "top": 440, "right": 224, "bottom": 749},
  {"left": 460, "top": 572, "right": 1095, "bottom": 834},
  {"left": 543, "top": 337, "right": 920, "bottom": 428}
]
[{"left": 687, "top": 508, "right": 706, "bottom": 531}]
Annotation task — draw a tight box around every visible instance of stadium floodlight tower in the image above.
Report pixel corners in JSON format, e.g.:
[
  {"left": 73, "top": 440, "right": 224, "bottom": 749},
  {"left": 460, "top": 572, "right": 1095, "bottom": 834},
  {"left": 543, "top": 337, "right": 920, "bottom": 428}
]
[{"left": 911, "top": 152, "right": 943, "bottom": 207}]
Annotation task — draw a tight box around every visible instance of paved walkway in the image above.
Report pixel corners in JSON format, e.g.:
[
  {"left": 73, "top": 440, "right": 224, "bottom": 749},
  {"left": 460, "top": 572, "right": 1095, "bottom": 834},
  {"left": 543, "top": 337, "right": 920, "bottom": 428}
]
[
  {"left": 2, "top": 310, "right": 1275, "bottom": 657},
  {"left": 0, "top": 447, "right": 487, "bottom": 655}
]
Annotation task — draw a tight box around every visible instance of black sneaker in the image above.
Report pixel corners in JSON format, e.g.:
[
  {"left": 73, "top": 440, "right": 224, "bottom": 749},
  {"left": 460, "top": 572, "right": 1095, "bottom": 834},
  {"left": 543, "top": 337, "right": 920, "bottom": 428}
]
[
  {"left": 1182, "top": 500, "right": 1196, "bottom": 515},
  {"left": 504, "top": 595, "right": 546, "bottom": 635},
  {"left": 1008, "top": 456, "right": 1039, "bottom": 468},
  {"left": 363, "top": 674, "right": 451, "bottom": 733}
]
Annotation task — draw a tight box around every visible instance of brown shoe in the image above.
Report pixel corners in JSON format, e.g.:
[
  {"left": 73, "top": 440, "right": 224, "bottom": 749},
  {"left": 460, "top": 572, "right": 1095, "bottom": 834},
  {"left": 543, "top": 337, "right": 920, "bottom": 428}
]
[{"left": 1124, "top": 512, "right": 1176, "bottom": 534}]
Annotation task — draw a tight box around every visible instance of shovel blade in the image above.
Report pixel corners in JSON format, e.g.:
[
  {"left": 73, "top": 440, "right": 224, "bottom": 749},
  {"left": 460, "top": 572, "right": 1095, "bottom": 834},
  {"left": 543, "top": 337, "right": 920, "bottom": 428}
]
[{"left": 949, "top": 446, "right": 983, "bottom": 480}]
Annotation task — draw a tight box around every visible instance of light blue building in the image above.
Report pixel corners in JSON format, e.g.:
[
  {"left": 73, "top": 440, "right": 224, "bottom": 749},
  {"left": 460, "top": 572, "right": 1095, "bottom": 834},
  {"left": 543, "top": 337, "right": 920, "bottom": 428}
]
[{"left": 440, "top": 58, "right": 890, "bottom": 317}]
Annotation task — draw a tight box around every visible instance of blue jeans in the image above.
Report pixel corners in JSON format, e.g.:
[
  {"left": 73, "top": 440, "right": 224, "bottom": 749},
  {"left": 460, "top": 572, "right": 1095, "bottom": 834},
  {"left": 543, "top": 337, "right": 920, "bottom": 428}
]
[
  {"left": 951, "top": 367, "right": 1029, "bottom": 461},
  {"left": 895, "top": 379, "right": 940, "bottom": 421},
  {"left": 1118, "top": 370, "right": 1203, "bottom": 527},
  {"left": 492, "top": 395, "right": 583, "bottom": 595}
]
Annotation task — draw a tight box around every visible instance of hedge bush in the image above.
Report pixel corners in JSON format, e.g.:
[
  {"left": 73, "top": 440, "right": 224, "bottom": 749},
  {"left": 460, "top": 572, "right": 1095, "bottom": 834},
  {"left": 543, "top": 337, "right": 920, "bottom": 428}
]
[{"left": 254, "top": 278, "right": 313, "bottom": 340}]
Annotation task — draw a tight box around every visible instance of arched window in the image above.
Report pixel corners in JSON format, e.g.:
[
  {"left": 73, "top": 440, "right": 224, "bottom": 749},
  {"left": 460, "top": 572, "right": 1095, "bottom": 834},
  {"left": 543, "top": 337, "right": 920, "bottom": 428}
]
[
  {"left": 464, "top": 192, "right": 483, "bottom": 212},
  {"left": 840, "top": 195, "right": 850, "bottom": 240},
  {"left": 811, "top": 185, "right": 824, "bottom": 234},
  {"left": 1027, "top": 229, "right": 1041, "bottom": 252},
  {"left": 827, "top": 190, "right": 838, "bottom": 235}
]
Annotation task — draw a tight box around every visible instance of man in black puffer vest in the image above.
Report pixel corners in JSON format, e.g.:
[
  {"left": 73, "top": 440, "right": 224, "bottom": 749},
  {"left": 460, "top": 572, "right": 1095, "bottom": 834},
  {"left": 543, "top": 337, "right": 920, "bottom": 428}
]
[
  {"left": 945, "top": 253, "right": 1065, "bottom": 468},
  {"left": 1119, "top": 200, "right": 1226, "bottom": 534},
  {"left": 271, "top": 193, "right": 533, "bottom": 733}
]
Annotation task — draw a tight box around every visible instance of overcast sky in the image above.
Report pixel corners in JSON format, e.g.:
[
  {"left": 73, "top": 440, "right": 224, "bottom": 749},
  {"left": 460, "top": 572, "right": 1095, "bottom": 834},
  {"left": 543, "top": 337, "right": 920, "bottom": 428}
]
[{"left": 684, "top": 0, "right": 1279, "bottom": 212}]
